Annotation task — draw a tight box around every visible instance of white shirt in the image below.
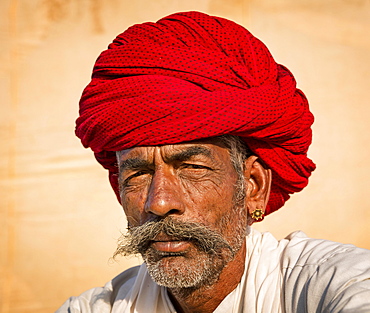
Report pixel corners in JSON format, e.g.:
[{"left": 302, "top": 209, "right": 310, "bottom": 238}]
[{"left": 56, "top": 229, "right": 370, "bottom": 312}]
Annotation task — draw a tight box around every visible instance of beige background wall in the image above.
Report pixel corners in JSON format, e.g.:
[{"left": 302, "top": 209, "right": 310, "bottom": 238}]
[{"left": 1, "top": 0, "right": 369, "bottom": 312}]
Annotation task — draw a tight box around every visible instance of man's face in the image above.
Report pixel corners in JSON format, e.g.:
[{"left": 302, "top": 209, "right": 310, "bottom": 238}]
[{"left": 116, "top": 138, "right": 248, "bottom": 289}]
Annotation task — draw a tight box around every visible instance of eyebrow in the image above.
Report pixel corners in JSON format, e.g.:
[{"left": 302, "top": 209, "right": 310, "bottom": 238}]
[
  {"left": 118, "top": 145, "right": 213, "bottom": 173},
  {"left": 119, "top": 158, "right": 151, "bottom": 173}
]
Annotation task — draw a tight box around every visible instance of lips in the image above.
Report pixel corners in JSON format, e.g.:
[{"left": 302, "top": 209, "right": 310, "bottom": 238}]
[{"left": 151, "top": 233, "right": 192, "bottom": 253}]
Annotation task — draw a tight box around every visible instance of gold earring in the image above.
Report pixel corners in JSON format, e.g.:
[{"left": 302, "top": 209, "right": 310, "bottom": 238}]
[{"left": 251, "top": 208, "right": 264, "bottom": 220}]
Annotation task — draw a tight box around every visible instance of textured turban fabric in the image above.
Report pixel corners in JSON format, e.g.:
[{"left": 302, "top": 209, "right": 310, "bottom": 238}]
[{"left": 76, "top": 11, "right": 316, "bottom": 218}]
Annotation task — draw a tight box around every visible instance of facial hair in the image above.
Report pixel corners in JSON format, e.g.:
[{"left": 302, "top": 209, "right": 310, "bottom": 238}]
[{"left": 114, "top": 205, "right": 248, "bottom": 290}]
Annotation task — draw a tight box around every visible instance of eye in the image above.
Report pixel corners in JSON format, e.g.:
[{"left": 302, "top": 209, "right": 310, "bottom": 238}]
[
  {"left": 182, "top": 163, "right": 211, "bottom": 170},
  {"left": 130, "top": 170, "right": 148, "bottom": 178},
  {"left": 122, "top": 170, "right": 150, "bottom": 186}
]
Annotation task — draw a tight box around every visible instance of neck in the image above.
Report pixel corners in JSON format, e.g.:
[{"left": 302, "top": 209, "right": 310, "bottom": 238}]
[{"left": 168, "top": 240, "right": 246, "bottom": 313}]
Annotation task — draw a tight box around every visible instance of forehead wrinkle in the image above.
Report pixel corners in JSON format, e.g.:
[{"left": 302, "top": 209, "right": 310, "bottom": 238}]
[{"left": 164, "top": 145, "right": 212, "bottom": 163}]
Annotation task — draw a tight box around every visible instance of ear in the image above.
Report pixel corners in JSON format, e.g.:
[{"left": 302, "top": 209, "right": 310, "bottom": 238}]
[{"left": 243, "top": 156, "right": 272, "bottom": 225}]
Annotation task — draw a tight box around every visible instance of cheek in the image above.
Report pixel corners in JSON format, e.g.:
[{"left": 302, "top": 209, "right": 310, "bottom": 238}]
[
  {"left": 184, "top": 181, "right": 237, "bottom": 225},
  {"left": 179, "top": 172, "right": 229, "bottom": 201},
  {"left": 121, "top": 189, "right": 148, "bottom": 226}
]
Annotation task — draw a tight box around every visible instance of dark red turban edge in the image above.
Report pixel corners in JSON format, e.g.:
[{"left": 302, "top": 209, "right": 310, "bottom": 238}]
[{"left": 76, "top": 11, "right": 316, "bottom": 219}]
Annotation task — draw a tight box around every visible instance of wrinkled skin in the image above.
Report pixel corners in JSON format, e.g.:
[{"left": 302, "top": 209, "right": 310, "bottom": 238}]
[{"left": 117, "top": 138, "right": 271, "bottom": 313}]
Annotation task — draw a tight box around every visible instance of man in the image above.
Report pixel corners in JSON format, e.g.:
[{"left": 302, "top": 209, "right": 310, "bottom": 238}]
[{"left": 57, "top": 11, "right": 370, "bottom": 313}]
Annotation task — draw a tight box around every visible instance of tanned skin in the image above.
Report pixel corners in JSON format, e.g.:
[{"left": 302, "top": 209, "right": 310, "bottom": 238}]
[{"left": 117, "top": 138, "right": 271, "bottom": 313}]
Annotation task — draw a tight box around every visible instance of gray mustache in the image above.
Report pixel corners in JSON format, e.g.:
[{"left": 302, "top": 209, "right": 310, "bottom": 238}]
[{"left": 114, "top": 217, "right": 233, "bottom": 258}]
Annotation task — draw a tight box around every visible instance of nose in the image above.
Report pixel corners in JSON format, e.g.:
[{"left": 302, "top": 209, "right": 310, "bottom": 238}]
[{"left": 144, "top": 169, "right": 185, "bottom": 217}]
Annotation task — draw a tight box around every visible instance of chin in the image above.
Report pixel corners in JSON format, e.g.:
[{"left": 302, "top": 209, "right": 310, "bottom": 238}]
[{"left": 144, "top": 248, "right": 230, "bottom": 289}]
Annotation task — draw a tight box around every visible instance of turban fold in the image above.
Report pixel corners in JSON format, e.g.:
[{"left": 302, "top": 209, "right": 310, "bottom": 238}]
[{"left": 76, "top": 11, "right": 316, "bottom": 217}]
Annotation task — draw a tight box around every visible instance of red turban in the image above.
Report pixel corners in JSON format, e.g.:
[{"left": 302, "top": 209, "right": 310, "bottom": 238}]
[{"left": 76, "top": 11, "right": 315, "bottom": 218}]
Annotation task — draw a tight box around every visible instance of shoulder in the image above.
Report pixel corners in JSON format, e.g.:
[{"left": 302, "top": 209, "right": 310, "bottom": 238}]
[
  {"left": 56, "top": 265, "right": 141, "bottom": 313},
  {"left": 280, "top": 231, "right": 370, "bottom": 312},
  {"left": 280, "top": 231, "right": 368, "bottom": 266}
]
